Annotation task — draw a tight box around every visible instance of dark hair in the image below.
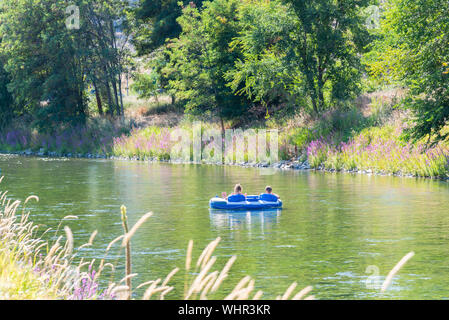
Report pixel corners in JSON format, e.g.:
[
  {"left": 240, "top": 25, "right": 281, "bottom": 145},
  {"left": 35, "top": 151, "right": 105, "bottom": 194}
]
[
  {"left": 234, "top": 184, "right": 242, "bottom": 193},
  {"left": 265, "top": 186, "right": 272, "bottom": 193}
]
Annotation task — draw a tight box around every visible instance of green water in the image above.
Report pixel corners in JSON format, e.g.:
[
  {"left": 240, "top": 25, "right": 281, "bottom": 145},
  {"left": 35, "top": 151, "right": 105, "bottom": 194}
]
[{"left": 1, "top": 154, "right": 449, "bottom": 299}]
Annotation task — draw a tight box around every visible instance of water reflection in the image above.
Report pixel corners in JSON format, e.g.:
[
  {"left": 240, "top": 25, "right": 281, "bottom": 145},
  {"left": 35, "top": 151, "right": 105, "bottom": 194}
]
[{"left": 210, "top": 209, "right": 281, "bottom": 233}]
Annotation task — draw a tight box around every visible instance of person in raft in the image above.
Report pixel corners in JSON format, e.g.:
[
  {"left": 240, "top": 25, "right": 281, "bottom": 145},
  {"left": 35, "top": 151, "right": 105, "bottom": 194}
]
[
  {"left": 222, "top": 184, "right": 247, "bottom": 202},
  {"left": 260, "top": 186, "right": 280, "bottom": 202}
]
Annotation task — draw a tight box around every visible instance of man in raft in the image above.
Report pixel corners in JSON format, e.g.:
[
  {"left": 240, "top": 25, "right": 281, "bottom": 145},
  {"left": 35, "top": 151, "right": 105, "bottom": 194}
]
[{"left": 264, "top": 186, "right": 280, "bottom": 199}]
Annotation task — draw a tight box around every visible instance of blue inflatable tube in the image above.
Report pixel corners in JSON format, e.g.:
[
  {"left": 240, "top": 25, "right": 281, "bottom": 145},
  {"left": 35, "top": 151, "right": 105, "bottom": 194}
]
[{"left": 209, "top": 195, "right": 283, "bottom": 210}]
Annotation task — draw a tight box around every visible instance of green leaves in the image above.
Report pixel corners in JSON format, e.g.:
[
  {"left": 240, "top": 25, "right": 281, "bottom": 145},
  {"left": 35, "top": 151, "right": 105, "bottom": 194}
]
[
  {"left": 369, "top": 0, "right": 449, "bottom": 144},
  {"left": 162, "top": 0, "right": 249, "bottom": 121},
  {"left": 0, "top": 0, "right": 132, "bottom": 129}
]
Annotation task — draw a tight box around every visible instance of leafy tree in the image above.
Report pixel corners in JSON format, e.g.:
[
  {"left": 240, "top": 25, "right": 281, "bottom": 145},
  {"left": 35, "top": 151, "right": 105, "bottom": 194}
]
[
  {"left": 84, "top": 0, "right": 133, "bottom": 117},
  {"left": 227, "top": 0, "right": 372, "bottom": 116},
  {"left": 0, "top": 0, "right": 132, "bottom": 129},
  {"left": 133, "top": 0, "right": 204, "bottom": 55},
  {"left": 162, "top": 0, "right": 250, "bottom": 130},
  {"left": 0, "top": 0, "right": 89, "bottom": 129},
  {"left": 283, "top": 0, "right": 372, "bottom": 114},
  {"left": 226, "top": 0, "right": 306, "bottom": 117},
  {"left": 0, "top": 59, "right": 13, "bottom": 129},
  {"left": 367, "top": 0, "right": 449, "bottom": 143}
]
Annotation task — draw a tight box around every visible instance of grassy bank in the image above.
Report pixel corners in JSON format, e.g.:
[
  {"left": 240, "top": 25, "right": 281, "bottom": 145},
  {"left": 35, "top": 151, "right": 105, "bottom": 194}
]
[
  {"left": 307, "top": 125, "right": 449, "bottom": 178},
  {"left": 2, "top": 92, "right": 449, "bottom": 179},
  {"left": 0, "top": 117, "right": 133, "bottom": 157}
]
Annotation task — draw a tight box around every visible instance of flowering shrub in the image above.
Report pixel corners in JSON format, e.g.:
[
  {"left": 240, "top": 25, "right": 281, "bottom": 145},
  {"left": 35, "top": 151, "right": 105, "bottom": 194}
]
[
  {"left": 0, "top": 119, "right": 132, "bottom": 155},
  {"left": 112, "top": 126, "right": 172, "bottom": 160},
  {"left": 306, "top": 126, "right": 449, "bottom": 178}
]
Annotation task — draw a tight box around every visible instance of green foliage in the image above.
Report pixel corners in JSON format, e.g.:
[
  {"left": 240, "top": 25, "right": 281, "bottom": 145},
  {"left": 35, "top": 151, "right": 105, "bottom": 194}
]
[
  {"left": 133, "top": 0, "right": 204, "bottom": 55},
  {"left": 366, "top": 0, "right": 449, "bottom": 144},
  {"left": 225, "top": 0, "right": 373, "bottom": 117},
  {"left": 307, "top": 125, "right": 449, "bottom": 178},
  {"left": 0, "top": 60, "right": 13, "bottom": 129},
  {"left": 132, "top": 72, "right": 160, "bottom": 100},
  {"left": 162, "top": 0, "right": 250, "bottom": 122},
  {"left": 285, "top": 0, "right": 373, "bottom": 114},
  {"left": 0, "top": 0, "right": 131, "bottom": 131},
  {"left": 225, "top": 0, "right": 305, "bottom": 119},
  {"left": 0, "top": 0, "right": 88, "bottom": 129}
]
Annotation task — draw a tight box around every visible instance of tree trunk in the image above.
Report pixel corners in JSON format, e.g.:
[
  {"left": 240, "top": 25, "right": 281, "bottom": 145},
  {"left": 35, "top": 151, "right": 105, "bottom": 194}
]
[
  {"left": 220, "top": 116, "right": 225, "bottom": 137},
  {"left": 105, "top": 79, "right": 114, "bottom": 116},
  {"left": 93, "top": 80, "right": 103, "bottom": 116},
  {"left": 112, "top": 76, "right": 120, "bottom": 116}
]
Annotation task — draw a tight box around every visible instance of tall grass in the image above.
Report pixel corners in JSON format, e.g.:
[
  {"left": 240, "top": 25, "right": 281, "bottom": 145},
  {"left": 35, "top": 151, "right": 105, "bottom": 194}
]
[
  {"left": 112, "top": 126, "right": 172, "bottom": 160},
  {"left": 0, "top": 118, "right": 133, "bottom": 156},
  {"left": 307, "top": 126, "right": 449, "bottom": 178}
]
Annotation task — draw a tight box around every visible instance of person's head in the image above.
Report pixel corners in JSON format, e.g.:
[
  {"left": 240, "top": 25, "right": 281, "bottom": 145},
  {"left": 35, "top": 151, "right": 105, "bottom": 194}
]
[
  {"left": 234, "top": 184, "right": 242, "bottom": 194},
  {"left": 265, "top": 186, "right": 273, "bottom": 194}
]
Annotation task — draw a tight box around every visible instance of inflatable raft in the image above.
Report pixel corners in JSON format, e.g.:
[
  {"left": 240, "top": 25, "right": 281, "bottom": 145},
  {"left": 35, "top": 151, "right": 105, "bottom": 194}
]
[{"left": 209, "top": 194, "right": 283, "bottom": 210}]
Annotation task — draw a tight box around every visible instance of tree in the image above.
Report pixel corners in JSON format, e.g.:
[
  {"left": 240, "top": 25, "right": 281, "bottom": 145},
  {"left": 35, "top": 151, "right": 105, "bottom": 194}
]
[
  {"left": 0, "top": 59, "right": 13, "bottom": 129},
  {"left": 0, "top": 0, "right": 90, "bottom": 129},
  {"left": 283, "top": 0, "right": 372, "bottom": 114},
  {"left": 367, "top": 0, "right": 449, "bottom": 144},
  {"left": 0, "top": 0, "right": 132, "bottom": 129},
  {"left": 133, "top": 0, "right": 204, "bottom": 55},
  {"left": 83, "top": 0, "right": 133, "bottom": 117},
  {"left": 227, "top": 0, "right": 372, "bottom": 116},
  {"left": 162, "top": 0, "right": 250, "bottom": 131},
  {"left": 226, "top": 0, "right": 306, "bottom": 117}
]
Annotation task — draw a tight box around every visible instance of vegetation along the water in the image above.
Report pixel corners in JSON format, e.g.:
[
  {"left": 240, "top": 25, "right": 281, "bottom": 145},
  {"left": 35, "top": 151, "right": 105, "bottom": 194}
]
[{"left": 0, "top": 0, "right": 449, "bottom": 301}]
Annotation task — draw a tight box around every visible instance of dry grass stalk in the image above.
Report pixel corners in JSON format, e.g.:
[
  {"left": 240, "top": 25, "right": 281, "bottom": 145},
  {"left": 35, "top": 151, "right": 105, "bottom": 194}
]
[
  {"left": 120, "top": 205, "right": 132, "bottom": 299},
  {"left": 381, "top": 251, "right": 415, "bottom": 293},
  {"left": 185, "top": 256, "right": 218, "bottom": 299},
  {"left": 252, "top": 290, "right": 264, "bottom": 300},
  {"left": 88, "top": 230, "right": 98, "bottom": 245},
  {"left": 63, "top": 226, "right": 74, "bottom": 256},
  {"left": 122, "top": 212, "right": 153, "bottom": 247},
  {"left": 162, "top": 268, "right": 180, "bottom": 287},
  {"left": 292, "top": 286, "right": 313, "bottom": 300},
  {"left": 211, "top": 255, "right": 237, "bottom": 293},
  {"left": 186, "top": 240, "right": 193, "bottom": 271},
  {"left": 279, "top": 282, "right": 297, "bottom": 300}
]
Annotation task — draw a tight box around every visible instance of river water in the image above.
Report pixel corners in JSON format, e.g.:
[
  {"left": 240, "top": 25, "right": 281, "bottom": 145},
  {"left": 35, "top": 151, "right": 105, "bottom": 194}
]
[{"left": 1, "top": 154, "right": 449, "bottom": 299}]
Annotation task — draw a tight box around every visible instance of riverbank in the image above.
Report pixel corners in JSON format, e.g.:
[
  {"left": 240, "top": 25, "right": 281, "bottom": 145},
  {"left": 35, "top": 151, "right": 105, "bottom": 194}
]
[
  {"left": 2, "top": 146, "right": 449, "bottom": 182},
  {"left": 2, "top": 93, "right": 449, "bottom": 180}
]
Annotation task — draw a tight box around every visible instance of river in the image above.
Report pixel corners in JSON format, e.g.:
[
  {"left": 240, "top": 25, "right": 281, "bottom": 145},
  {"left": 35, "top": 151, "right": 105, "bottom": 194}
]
[{"left": 1, "top": 154, "right": 449, "bottom": 299}]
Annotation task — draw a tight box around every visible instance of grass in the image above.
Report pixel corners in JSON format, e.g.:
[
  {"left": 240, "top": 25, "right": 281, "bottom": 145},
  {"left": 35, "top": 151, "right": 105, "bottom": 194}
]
[
  {"left": 2, "top": 91, "right": 448, "bottom": 179},
  {"left": 0, "top": 248, "right": 57, "bottom": 299},
  {"left": 0, "top": 117, "right": 134, "bottom": 156},
  {"left": 307, "top": 125, "right": 449, "bottom": 178}
]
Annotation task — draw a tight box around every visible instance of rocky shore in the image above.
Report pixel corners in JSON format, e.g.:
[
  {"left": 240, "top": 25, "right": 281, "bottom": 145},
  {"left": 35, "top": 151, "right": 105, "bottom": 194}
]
[{"left": 2, "top": 148, "right": 447, "bottom": 181}]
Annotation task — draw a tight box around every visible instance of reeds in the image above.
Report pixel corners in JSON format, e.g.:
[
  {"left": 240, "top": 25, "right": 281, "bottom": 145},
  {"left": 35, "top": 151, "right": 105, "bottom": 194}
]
[{"left": 307, "top": 125, "right": 449, "bottom": 178}]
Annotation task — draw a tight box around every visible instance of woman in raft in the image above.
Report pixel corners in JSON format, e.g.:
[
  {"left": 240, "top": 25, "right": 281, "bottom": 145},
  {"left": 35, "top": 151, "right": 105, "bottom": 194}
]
[{"left": 222, "top": 184, "right": 246, "bottom": 201}]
